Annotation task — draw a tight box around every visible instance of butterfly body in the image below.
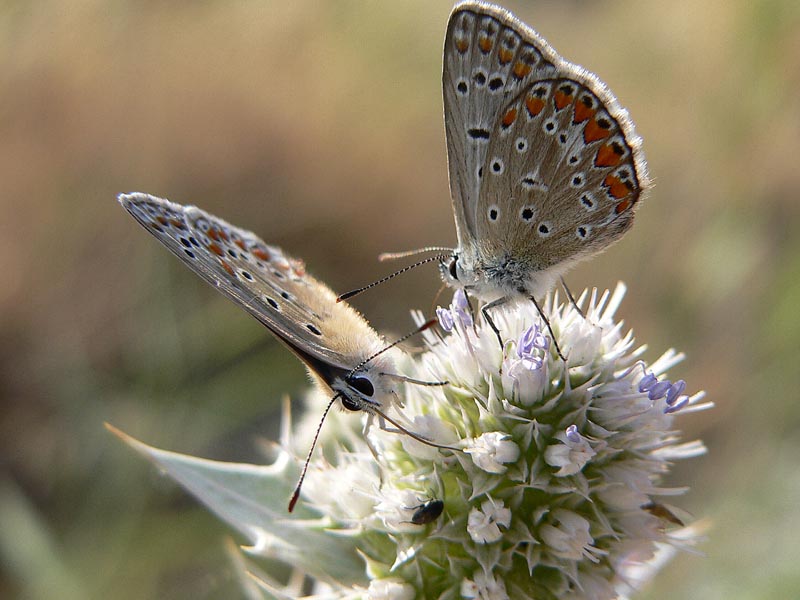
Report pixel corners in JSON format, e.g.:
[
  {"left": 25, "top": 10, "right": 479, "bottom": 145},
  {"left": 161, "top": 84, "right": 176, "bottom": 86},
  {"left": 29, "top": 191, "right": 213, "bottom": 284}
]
[
  {"left": 441, "top": 245, "right": 567, "bottom": 303},
  {"left": 440, "top": 1, "right": 649, "bottom": 304},
  {"left": 119, "top": 193, "right": 396, "bottom": 415}
]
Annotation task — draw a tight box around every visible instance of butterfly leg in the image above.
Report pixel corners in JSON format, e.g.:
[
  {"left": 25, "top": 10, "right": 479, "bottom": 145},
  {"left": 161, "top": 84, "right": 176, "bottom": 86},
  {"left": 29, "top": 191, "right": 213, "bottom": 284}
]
[
  {"left": 463, "top": 290, "right": 477, "bottom": 326},
  {"left": 372, "top": 406, "right": 459, "bottom": 451},
  {"left": 363, "top": 413, "right": 386, "bottom": 484},
  {"left": 560, "top": 277, "right": 585, "bottom": 319},
  {"left": 481, "top": 296, "right": 509, "bottom": 348},
  {"left": 529, "top": 295, "right": 567, "bottom": 362},
  {"left": 380, "top": 372, "right": 449, "bottom": 387}
]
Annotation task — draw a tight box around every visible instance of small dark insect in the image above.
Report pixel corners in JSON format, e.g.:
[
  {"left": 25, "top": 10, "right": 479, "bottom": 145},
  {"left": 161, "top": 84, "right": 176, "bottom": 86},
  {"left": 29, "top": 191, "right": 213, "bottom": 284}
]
[{"left": 410, "top": 499, "right": 444, "bottom": 525}]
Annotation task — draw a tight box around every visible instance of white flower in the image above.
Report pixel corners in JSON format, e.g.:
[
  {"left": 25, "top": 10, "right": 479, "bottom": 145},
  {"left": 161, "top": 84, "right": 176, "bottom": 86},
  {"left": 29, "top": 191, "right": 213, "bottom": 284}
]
[
  {"left": 113, "top": 284, "right": 711, "bottom": 600},
  {"left": 544, "top": 424, "right": 598, "bottom": 476},
  {"left": 539, "top": 508, "right": 603, "bottom": 562},
  {"left": 467, "top": 498, "right": 511, "bottom": 544},
  {"left": 460, "top": 570, "right": 509, "bottom": 600},
  {"left": 464, "top": 431, "right": 520, "bottom": 474},
  {"left": 367, "top": 578, "right": 415, "bottom": 600}
]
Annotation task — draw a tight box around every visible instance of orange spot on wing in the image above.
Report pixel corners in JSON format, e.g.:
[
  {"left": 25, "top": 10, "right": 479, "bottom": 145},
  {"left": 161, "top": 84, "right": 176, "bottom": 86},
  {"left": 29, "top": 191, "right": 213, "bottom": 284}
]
[
  {"left": 208, "top": 228, "right": 220, "bottom": 241},
  {"left": 512, "top": 61, "right": 532, "bottom": 79},
  {"left": 583, "top": 118, "right": 611, "bottom": 143},
  {"left": 235, "top": 239, "right": 246, "bottom": 251},
  {"left": 615, "top": 199, "right": 632, "bottom": 213},
  {"left": 554, "top": 89, "right": 573, "bottom": 110},
  {"left": 220, "top": 260, "right": 235, "bottom": 276},
  {"left": 595, "top": 143, "right": 623, "bottom": 167},
  {"left": 208, "top": 242, "right": 224, "bottom": 257},
  {"left": 499, "top": 48, "right": 513, "bottom": 64},
  {"left": 501, "top": 107, "right": 518, "bottom": 127},
  {"left": 156, "top": 216, "right": 168, "bottom": 226},
  {"left": 218, "top": 229, "right": 229, "bottom": 242},
  {"left": 291, "top": 259, "right": 306, "bottom": 276},
  {"left": 455, "top": 38, "right": 469, "bottom": 53},
  {"left": 252, "top": 247, "right": 270, "bottom": 261},
  {"left": 169, "top": 219, "right": 186, "bottom": 230},
  {"left": 573, "top": 101, "right": 595, "bottom": 124},
  {"left": 525, "top": 96, "right": 545, "bottom": 117},
  {"left": 604, "top": 175, "right": 633, "bottom": 199},
  {"left": 478, "top": 36, "right": 493, "bottom": 53}
]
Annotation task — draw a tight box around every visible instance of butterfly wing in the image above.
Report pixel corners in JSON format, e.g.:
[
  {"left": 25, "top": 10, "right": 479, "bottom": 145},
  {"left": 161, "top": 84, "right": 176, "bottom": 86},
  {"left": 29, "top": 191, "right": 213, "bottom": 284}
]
[
  {"left": 443, "top": 2, "right": 560, "bottom": 247},
  {"left": 119, "top": 193, "right": 385, "bottom": 376},
  {"left": 444, "top": 2, "right": 648, "bottom": 275},
  {"left": 474, "top": 68, "right": 647, "bottom": 273}
]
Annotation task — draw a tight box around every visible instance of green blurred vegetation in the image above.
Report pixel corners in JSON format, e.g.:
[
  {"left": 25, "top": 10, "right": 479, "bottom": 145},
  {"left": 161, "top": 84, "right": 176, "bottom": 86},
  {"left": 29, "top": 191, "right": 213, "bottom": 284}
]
[{"left": 1, "top": 0, "right": 798, "bottom": 598}]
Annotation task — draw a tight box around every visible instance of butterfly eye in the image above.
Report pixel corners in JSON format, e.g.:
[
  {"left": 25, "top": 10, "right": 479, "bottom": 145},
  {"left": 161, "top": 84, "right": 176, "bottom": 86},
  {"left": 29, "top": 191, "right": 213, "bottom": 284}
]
[
  {"left": 349, "top": 375, "right": 375, "bottom": 398},
  {"left": 448, "top": 257, "right": 459, "bottom": 281}
]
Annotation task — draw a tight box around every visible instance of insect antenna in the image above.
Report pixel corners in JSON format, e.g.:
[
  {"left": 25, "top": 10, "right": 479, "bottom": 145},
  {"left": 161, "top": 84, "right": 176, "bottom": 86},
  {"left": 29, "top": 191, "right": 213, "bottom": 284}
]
[
  {"left": 348, "top": 318, "right": 438, "bottom": 376},
  {"left": 350, "top": 319, "right": 458, "bottom": 452},
  {"left": 378, "top": 246, "right": 453, "bottom": 261},
  {"left": 336, "top": 253, "right": 450, "bottom": 302},
  {"left": 288, "top": 393, "right": 340, "bottom": 513}
]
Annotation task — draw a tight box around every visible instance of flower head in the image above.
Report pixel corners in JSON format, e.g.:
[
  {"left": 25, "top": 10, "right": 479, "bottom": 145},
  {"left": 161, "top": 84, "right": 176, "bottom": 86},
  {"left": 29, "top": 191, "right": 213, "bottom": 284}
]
[{"left": 117, "top": 284, "right": 710, "bottom": 599}]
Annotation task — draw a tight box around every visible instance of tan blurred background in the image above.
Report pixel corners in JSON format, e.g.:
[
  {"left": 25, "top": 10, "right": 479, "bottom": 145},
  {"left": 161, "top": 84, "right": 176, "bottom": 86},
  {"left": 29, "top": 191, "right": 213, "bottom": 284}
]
[{"left": 1, "top": 0, "right": 799, "bottom": 598}]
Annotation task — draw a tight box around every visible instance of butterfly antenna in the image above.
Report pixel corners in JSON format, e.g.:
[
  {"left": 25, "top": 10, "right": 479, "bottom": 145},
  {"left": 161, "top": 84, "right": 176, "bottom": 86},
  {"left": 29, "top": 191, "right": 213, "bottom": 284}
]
[
  {"left": 336, "top": 254, "right": 450, "bottom": 302},
  {"left": 348, "top": 319, "right": 438, "bottom": 377},
  {"left": 378, "top": 247, "right": 453, "bottom": 262},
  {"left": 288, "top": 394, "right": 340, "bottom": 512}
]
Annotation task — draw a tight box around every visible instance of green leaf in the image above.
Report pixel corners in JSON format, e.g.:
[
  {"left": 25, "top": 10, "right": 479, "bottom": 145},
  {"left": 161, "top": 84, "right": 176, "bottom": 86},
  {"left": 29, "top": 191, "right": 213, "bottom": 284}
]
[{"left": 106, "top": 424, "right": 366, "bottom": 587}]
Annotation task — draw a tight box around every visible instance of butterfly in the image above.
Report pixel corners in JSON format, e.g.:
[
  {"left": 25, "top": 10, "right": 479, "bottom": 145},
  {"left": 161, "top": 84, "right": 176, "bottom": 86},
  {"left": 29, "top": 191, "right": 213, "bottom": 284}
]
[
  {"left": 118, "top": 193, "right": 450, "bottom": 510},
  {"left": 441, "top": 2, "right": 648, "bottom": 326},
  {"left": 345, "top": 2, "right": 649, "bottom": 354}
]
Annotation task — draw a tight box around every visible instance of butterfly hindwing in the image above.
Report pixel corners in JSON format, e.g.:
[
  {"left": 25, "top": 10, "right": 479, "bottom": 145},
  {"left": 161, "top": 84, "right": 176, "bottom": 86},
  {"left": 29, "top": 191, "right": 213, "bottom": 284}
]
[{"left": 474, "top": 77, "right": 643, "bottom": 270}]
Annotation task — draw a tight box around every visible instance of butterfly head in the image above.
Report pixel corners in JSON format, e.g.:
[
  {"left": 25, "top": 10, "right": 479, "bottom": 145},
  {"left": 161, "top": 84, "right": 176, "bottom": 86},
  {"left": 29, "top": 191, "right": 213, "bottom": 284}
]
[
  {"left": 338, "top": 370, "right": 386, "bottom": 412},
  {"left": 439, "top": 251, "right": 478, "bottom": 291},
  {"left": 439, "top": 249, "right": 521, "bottom": 300}
]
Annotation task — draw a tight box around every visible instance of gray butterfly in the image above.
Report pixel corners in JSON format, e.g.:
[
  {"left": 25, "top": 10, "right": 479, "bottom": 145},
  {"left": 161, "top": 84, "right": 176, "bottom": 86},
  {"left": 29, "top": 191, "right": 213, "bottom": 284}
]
[
  {"left": 349, "top": 2, "right": 649, "bottom": 353},
  {"left": 119, "top": 193, "right": 448, "bottom": 510},
  {"left": 439, "top": 1, "right": 649, "bottom": 328}
]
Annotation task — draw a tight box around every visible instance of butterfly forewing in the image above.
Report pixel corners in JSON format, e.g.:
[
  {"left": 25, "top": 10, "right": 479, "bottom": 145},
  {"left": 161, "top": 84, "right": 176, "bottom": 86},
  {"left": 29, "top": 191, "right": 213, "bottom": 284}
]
[
  {"left": 120, "top": 193, "right": 384, "bottom": 373},
  {"left": 443, "top": 2, "right": 559, "bottom": 243}
]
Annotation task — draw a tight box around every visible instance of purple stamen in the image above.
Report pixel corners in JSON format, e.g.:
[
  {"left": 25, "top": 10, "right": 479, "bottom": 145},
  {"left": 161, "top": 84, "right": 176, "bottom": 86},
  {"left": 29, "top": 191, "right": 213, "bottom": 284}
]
[
  {"left": 518, "top": 326, "right": 538, "bottom": 359},
  {"left": 664, "top": 395, "right": 690, "bottom": 414},
  {"left": 665, "top": 380, "right": 686, "bottom": 405},
  {"left": 565, "top": 424, "right": 582, "bottom": 444},
  {"left": 638, "top": 372, "right": 658, "bottom": 393},
  {"left": 452, "top": 289, "right": 473, "bottom": 328},
  {"left": 533, "top": 329, "right": 550, "bottom": 351},
  {"left": 436, "top": 307, "right": 454, "bottom": 332},
  {"left": 648, "top": 380, "right": 672, "bottom": 401}
]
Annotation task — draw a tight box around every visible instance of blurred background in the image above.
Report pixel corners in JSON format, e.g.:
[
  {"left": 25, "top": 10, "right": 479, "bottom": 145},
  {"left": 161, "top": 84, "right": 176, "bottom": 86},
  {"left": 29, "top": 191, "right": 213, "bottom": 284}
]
[{"left": 1, "top": 0, "right": 798, "bottom": 598}]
